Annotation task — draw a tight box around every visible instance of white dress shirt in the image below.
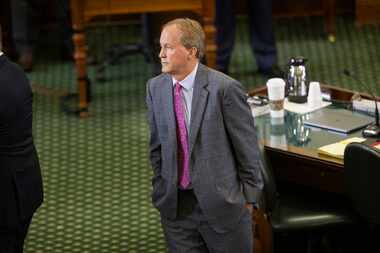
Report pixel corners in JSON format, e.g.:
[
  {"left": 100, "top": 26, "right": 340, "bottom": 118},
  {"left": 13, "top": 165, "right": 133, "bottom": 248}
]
[{"left": 172, "top": 63, "right": 199, "bottom": 133}]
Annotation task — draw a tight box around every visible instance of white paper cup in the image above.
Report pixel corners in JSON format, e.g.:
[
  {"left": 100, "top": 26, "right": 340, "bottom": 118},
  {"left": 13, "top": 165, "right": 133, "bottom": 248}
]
[
  {"left": 270, "top": 117, "right": 284, "bottom": 126},
  {"left": 270, "top": 117, "right": 287, "bottom": 146},
  {"left": 270, "top": 134, "right": 287, "bottom": 147},
  {"left": 266, "top": 78, "right": 286, "bottom": 118},
  {"left": 308, "top": 81, "right": 323, "bottom": 107}
]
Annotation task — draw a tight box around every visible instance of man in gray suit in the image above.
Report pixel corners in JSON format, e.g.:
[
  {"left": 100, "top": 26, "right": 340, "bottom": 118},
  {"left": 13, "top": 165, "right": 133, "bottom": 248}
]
[{"left": 146, "top": 18, "right": 263, "bottom": 253}]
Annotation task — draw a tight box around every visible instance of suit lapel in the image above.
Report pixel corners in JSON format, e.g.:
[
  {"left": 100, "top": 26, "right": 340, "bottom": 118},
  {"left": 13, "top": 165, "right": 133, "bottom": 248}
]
[
  {"left": 162, "top": 75, "right": 177, "bottom": 148},
  {"left": 189, "top": 64, "right": 209, "bottom": 155}
]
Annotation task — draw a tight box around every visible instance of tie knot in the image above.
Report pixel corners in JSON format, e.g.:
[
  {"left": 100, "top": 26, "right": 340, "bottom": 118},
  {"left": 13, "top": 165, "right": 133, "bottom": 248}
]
[{"left": 175, "top": 82, "right": 182, "bottom": 92}]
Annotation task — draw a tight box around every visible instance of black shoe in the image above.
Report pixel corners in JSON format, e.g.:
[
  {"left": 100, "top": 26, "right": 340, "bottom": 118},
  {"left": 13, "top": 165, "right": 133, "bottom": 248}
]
[{"left": 258, "top": 65, "right": 285, "bottom": 78}]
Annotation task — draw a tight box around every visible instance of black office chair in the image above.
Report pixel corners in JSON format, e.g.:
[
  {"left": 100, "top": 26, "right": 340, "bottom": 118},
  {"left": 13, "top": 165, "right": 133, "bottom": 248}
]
[
  {"left": 344, "top": 143, "right": 380, "bottom": 250},
  {"left": 258, "top": 143, "right": 357, "bottom": 253}
]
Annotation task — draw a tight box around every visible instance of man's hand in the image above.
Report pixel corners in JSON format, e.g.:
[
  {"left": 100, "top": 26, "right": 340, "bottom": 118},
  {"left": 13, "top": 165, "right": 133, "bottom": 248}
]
[{"left": 246, "top": 203, "right": 254, "bottom": 214}]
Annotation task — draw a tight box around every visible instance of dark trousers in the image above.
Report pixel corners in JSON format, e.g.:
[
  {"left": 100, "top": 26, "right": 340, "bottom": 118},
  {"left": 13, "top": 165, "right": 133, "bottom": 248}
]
[
  {"left": 10, "top": 0, "right": 73, "bottom": 55},
  {"left": 161, "top": 189, "right": 253, "bottom": 253},
  {"left": 10, "top": 0, "right": 37, "bottom": 54},
  {"left": 215, "top": 0, "right": 277, "bottom": 73},
  {"left": 0, "top": 217, "right": 32, "bottom": 253}
]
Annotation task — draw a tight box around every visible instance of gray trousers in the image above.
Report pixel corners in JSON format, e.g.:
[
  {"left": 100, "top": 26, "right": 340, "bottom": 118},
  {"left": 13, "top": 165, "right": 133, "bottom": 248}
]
[{"left": 161, "top": 190, "right": 253, "bottom": 253}]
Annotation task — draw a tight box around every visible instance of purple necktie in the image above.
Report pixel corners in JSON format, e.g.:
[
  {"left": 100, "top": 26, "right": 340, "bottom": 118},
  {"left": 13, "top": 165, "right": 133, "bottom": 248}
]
[{"left": 174, "top": 82, "right": 190, "bottom": 189}]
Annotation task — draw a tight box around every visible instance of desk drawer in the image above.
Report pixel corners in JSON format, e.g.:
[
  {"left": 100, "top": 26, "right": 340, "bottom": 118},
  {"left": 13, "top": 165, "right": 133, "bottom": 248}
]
[{"left": 267, "top": 149, "right": 344, "bottom": 194}]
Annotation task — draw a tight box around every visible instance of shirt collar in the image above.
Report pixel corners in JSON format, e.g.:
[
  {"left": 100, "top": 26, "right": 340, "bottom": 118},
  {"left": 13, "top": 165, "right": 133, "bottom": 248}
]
[
  {"left": 0, "top": 51, "right": 3, "bottom": 56},
  {"left": 172, "top": 62, "right": 199, "bottom": 91}
]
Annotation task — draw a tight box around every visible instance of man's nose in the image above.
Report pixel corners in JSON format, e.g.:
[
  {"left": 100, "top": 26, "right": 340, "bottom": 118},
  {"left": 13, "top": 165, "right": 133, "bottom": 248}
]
[{"left": 159, "top": 48, "right": 165, "bottom": 58}]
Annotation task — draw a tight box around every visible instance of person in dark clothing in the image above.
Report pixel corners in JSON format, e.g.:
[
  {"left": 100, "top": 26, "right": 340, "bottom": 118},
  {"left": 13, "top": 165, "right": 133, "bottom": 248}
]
[
  {"left": 0, "top": 29, "right": 43, "bottom": 253},
  {"left": 215, "top": 0, "right": 283, "bottom": 77},
  {"left": 10, "top": 0, "right": 73, "bottom": 71}
]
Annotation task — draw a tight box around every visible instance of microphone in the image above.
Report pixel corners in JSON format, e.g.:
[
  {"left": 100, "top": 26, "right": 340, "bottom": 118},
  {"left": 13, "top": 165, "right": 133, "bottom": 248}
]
[{"left": 343, "top": 69, "right": 380, "bottom": 138}]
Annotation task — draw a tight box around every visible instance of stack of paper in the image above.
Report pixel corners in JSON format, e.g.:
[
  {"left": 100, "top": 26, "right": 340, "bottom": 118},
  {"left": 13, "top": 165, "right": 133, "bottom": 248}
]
[
  {"left": 317, "top": 137, "right": 366, "bottom": 159},
  {"left": 353, "top": 99, "right": 380, "bottom": 117},
  {"left": 250, "top": 104, "right": 270, "bottom": 117}
]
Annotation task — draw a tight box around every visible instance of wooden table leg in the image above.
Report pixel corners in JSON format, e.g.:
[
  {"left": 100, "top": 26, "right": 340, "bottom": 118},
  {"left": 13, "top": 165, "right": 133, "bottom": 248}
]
[
  {"left": 70, "top": 0, "right": 89, "bottom": 117},
  {"left": 202, "top": 0, "right": 217, "bottom": 68},
  {"left": 323, "top": 0, "right": 336, "bottom": 43}
]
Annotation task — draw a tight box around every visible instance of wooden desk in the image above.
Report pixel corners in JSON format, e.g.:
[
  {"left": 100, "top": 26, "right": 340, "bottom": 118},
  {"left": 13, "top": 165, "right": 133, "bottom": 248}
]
[
  {"left": 249, "top": 84, "right": 377, "bottom": 253},
  {"left": 249, "top": 84, "right": 375, "bottom": 194},
  {"left": 69, "top": 0, "right": 216, "bottom": 117}
]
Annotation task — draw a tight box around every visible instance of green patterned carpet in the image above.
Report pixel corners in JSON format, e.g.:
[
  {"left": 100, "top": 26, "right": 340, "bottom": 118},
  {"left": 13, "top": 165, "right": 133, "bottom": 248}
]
[{"left": 24, "top": 15, "right": 379, "bottom": 252}]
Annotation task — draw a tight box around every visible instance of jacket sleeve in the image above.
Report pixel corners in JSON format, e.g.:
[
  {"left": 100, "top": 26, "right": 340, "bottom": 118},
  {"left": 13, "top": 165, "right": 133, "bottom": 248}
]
[
  {"left": 222, "top": 81, "right": 264, "bottom": 203},
  {"left": 146, "top": 80, "right": 161, "bottom": 179}
]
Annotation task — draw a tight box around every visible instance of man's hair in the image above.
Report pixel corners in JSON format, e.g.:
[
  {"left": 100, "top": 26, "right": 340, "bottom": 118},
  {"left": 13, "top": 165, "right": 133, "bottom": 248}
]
[{"left": 163, "top": 18, "right": 205, "bottom": 59}]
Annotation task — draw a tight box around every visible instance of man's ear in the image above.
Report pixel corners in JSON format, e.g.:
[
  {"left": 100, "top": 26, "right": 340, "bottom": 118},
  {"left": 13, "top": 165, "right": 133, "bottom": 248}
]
[{"left": 188, "top": 47, "right": 198, "bottom": 59}]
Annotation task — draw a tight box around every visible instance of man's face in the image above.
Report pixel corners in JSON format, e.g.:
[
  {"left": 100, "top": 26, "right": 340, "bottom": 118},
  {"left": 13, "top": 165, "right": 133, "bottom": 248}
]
[{"left": 159, "top": 25, "right": 193, "bottom": 78}]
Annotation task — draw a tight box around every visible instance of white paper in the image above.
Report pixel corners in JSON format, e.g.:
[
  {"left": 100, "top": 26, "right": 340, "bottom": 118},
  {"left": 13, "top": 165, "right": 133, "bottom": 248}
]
[
  {"left": 251, "top": 105, "right": 270, "bottom": 117},
  {"left": 353, "top": 99, "right": 380, "bottom": 117},
  {"left": 284, "top": 98, "right": 331, "bottom": 114}
]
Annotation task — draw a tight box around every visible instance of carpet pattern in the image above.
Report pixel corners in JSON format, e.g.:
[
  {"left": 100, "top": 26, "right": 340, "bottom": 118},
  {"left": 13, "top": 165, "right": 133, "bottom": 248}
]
[{"left": 23, "top": 15, "right": 379, "bottom": 252}]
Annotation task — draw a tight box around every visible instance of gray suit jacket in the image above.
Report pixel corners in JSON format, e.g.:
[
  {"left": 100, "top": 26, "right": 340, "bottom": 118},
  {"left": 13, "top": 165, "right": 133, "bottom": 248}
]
[{"left": 146, "top": 63, "right": 263, "bottom": 232}]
